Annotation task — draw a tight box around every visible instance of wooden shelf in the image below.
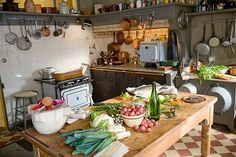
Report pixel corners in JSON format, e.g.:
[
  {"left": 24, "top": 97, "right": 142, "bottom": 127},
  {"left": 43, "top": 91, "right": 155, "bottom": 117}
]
[
  {"left": 80, "top": 3, "right": 194, "bottom": 26},
  {"left": 0, "top": 3, "right": 194, "bottom": 26},
  {"left": 189, "top": 8, "right": 236, "bottom": 16}
]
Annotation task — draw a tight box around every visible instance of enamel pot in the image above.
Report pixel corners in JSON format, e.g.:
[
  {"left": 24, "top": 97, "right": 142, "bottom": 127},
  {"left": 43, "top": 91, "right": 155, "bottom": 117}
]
[
  {"left": 205, "top": 86, "right": 232, "bottom": 114},
  {"left": 178, "top": 83, "right": 197, "bottom": 94}
]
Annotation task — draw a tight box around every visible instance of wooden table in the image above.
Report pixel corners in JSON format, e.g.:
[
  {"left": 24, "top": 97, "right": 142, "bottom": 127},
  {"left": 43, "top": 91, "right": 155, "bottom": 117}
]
[{"left": 22, "top": 92, "right": 217, "bottom": 157}]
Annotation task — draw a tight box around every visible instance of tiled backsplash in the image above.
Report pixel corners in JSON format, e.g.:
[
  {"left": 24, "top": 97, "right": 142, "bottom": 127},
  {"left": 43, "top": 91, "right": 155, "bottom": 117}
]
[{"left": 0, "top": 25, "right": 91, "bottom": 124}]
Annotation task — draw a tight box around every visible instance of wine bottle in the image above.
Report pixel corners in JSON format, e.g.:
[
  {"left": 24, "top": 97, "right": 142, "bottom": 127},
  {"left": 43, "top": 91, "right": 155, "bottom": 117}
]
[
  {"left": 199, "top": 0, "right": 208, "bottom": 12},
  {"left": 149, "top": 82, "right": 160, "bottom": 121}
]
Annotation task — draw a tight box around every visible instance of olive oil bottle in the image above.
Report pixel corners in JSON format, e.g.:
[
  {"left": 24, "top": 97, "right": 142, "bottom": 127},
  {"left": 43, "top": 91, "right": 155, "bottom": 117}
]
[{"left": 149, "top": 82, "right": 160, "bottom": 121}]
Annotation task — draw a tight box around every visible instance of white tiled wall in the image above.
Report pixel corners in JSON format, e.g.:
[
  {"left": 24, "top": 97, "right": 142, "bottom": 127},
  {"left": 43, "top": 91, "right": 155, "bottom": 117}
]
[{"left": 0, "top": 24, "right": 92, "bottom": 124}]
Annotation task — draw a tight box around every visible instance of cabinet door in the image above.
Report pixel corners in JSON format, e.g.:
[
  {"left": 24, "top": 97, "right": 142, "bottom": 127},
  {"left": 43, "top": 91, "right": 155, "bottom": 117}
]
[
  {"left": 90, "top": 70, "right": 123, "bottom": 102},
  {"left": 123, "top": 73, "right": 138, "bottom": 88}
]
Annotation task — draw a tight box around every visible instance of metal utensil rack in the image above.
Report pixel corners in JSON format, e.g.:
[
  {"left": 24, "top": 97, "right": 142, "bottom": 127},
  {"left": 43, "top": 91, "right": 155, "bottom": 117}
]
[{"left": 0, "top": 11, "right": 80, "bottom": 25}]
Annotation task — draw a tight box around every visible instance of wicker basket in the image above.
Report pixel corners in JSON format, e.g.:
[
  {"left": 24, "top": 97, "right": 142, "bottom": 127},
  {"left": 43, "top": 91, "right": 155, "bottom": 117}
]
[{"left": 54, "top": 69, "right": 83, "bottom": 81}]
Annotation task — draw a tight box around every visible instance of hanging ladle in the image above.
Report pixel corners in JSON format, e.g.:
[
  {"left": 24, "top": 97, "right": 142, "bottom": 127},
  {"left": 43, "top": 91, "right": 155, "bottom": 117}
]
[{"left": 53, "top": 20, "right": 59, "bottom": 37}]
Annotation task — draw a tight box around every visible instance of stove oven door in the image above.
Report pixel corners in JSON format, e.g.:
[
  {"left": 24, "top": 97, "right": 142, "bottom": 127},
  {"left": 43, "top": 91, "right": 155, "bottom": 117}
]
[{"left": 60, "top": 84, "right": 90, "bottom": 110}]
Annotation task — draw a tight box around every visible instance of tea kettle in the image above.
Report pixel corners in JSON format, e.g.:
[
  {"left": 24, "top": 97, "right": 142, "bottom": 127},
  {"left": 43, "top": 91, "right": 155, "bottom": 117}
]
[{"left": 39, "top": 67, "right": 56, "bottom": 80}]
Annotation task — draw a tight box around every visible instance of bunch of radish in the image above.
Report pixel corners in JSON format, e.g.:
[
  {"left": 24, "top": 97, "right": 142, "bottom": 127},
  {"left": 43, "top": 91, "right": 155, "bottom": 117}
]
[
  {"left": 133, "top": 119, "right": 158, "bottom": 133},
  {"left": 120, "top": 105, "right": 145, "bottom": 116}
]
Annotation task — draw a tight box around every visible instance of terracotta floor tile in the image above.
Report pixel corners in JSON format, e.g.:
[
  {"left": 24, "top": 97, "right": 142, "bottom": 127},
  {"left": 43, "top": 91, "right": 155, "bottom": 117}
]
[
  {"left": 214, "top": 134, "right": 227, "bottom": 140},
  {"left": 220, "top": 153, "right": 236, "bottom": 157},
  {"left": 211, "top": 140, "right": 223, "bottom": 146},
  {"left": 226, "top": 145, "right": 236, "bottom": 152},
  {"left": 177, "top": 149, "right": 192, "bottom": 156},
  {"left": 185, "top": 142, "right": 199, "bottom": 148}
]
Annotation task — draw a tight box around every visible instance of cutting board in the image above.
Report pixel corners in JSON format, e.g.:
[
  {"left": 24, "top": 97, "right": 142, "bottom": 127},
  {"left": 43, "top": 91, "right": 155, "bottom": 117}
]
[{"left": 215, "top": 74, "right": 236, "bottom": 80}]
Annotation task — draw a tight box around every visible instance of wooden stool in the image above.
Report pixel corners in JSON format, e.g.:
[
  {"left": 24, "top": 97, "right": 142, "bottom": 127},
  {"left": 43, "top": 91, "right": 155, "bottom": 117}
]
[{"left": 14, "top": 90, "right": 38, "bottom": 130}]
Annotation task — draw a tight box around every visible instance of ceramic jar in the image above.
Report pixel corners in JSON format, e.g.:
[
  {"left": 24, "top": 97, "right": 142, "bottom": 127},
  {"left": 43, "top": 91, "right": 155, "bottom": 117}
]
[{"left": 24, "top": 0, "right": 35, "bottom": 12}]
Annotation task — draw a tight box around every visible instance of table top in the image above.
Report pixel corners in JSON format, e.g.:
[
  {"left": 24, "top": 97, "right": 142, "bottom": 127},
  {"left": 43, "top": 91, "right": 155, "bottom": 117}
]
[{"left": 22, "top": 92, "right": 217, "bottom": 157}]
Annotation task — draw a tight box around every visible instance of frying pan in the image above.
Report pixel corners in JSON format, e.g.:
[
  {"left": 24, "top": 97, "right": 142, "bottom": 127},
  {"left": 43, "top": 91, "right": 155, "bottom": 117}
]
[
  {"left": 208, "top": 23, "right": 220, "bottom": 47},
  {"left": 116, "top": 31, "right": 125, "bottom": 45},
  {"left": 231, "top": 20, "right": 236, "bottom": 44},
  {"left": 221, "top": 20, "right": 231, "bottom": 47},
  {"left": 5, "top": 19, "right": 18, "bottom": 45},
  {"left": 107, "top": 32, "right": 121, "bottom": 55},
  {"left": 195, "top": 24, "right": 210, "bottom": 56}
]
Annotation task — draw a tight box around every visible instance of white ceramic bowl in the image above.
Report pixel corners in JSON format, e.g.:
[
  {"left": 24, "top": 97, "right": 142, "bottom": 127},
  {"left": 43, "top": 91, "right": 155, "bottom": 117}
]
[
  {"left": 31, "top": 104, "right": 71, "bottom": 134},
  {"left": 121, "top": 113, "right": 145, "bottom": 127}
]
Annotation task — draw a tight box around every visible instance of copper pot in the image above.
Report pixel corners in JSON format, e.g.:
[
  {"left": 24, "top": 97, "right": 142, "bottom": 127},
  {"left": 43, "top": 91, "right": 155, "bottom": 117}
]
[
  {"left": 41, "top": 24, "right": 50, "bottom": 37},
  {"left": 132, "top": 31, "right": 141, "bottom": 49},
  {"left": 120, "top": 18, "right": 130, "bottom": 30},
  {"left": 125, "top": 29, "right": 133, "bottom": 45}
]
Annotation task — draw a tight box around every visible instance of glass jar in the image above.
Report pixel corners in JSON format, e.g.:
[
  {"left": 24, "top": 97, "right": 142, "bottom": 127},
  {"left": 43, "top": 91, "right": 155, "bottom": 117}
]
[{"left": 59, "top": 0, "right": 69, "bottom": 14}]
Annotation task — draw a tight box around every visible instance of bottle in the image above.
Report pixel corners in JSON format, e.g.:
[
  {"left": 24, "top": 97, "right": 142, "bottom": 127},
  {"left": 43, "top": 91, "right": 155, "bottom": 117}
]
[
  {"left": 149, "top": 82, "right": 160, "bottom": 121},
  {"left": 199, "top": 0, "right": 208, "bottom": 12},
  {"left": 136, "top": 0, "right": 142, "bottom": 8},
  {"left": 24, "top": 0, "right": 35, "bottom": 12}
]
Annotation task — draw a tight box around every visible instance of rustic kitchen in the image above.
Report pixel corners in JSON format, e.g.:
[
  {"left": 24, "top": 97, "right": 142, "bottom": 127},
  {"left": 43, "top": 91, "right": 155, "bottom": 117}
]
[{"left": 0, "top": 0, "right": 236, "bottom": 157}]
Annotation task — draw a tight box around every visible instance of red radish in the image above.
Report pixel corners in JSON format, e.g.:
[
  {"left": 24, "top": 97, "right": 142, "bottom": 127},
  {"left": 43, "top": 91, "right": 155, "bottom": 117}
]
[
  {"left": 151, "top": 119, "right": 155, "bottom": 123},
  {"left": 148, "top": 123, "right": 154, "bottom": 127},
  {"left": 135, "top": 111, "right": 140, "bottom": 115},
  {"left": 127, "top": 108, "right": 131, "bottom": 112},
  {"left": 146, "top": 127, "right": 152, "bottom": 132},
  {"left": 140, "top": 120, "right": 146, "bottom": 126},
  {"left": 124, "top": 112, "right": 129, "bottom": 116},
  {"left": 129, "top": 111, "right": 135, "bottom": 116},
  {"left": 133, "top": 125, "right": 139, "bottom": 130},
  {"left": 138, "top": 108, "right": 144, "bottom": 113},
  {"left": 123, "top": 107, "right": 128, "bottom": 112},
  {"left": 140, "top": 126, "right": 146, "bottom": 132},
  {"left": 131, "top": 105, "right": 136, "bottom": 109}
]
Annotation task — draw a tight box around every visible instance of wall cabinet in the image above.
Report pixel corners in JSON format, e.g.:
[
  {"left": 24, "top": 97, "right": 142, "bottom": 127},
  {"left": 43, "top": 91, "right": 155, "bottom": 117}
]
[{"left": 90, "top": 69, "right": 166, "bottom": 102}]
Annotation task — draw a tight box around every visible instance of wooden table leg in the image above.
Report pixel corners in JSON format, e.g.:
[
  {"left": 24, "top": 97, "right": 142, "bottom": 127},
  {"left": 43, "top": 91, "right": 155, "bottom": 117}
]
[
  {"left": 33, "top": 145, "right": 40, "bottom": 157},
  {"left": 201, "top": 124, "right": 211, "bottom": 157}
]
